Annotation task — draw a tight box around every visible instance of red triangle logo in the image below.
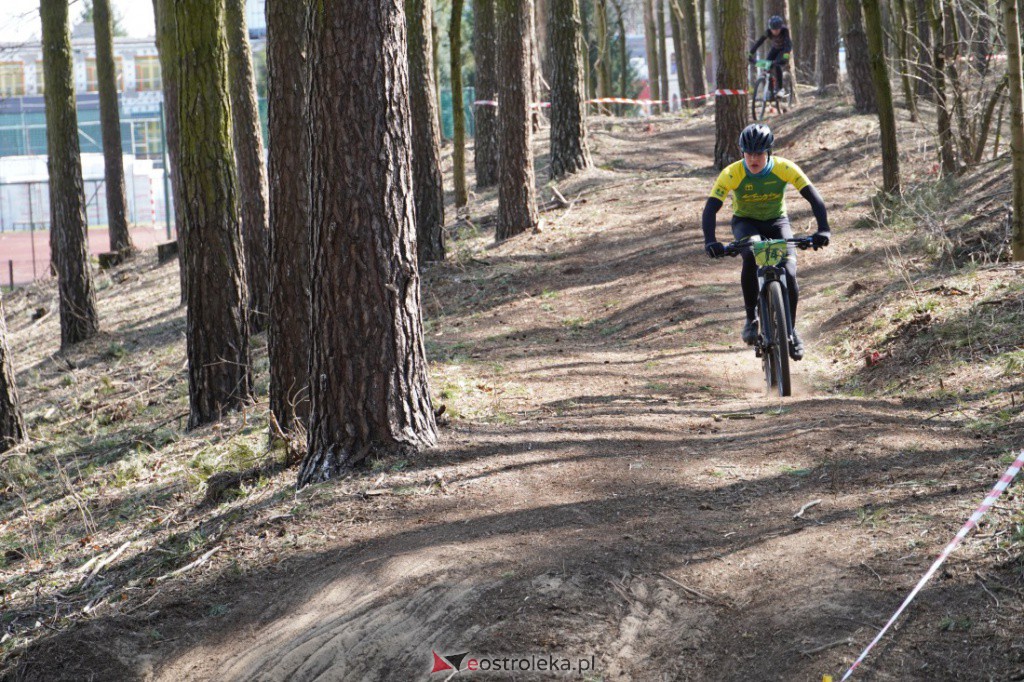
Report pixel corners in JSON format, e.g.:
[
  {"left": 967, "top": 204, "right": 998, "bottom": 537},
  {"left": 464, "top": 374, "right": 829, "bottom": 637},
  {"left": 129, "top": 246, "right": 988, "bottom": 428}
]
[{"left": 431, "top": 651, "right": 454, "bottom": 673}]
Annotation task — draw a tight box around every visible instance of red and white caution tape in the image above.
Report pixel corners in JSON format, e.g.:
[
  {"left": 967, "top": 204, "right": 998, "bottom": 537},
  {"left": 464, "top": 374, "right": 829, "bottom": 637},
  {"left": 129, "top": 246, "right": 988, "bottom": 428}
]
[
  {"left": 475, "top": 89, "right": 748, "bottom": 110},
  {"left": 839, "top": 451, "right": 1024, "bottom": 681}
]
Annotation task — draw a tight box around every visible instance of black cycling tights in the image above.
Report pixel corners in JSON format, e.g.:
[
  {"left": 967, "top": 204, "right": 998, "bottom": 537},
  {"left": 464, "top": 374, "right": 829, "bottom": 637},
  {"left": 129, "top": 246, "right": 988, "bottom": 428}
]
[{"left": 731, "top": 216, "right": 799, "bottom": 323}]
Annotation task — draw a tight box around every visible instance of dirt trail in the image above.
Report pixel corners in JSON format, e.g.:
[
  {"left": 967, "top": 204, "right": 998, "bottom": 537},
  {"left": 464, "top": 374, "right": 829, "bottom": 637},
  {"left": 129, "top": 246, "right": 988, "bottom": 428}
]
[{"left": 20, "top": 104, "right": 1024, "bottom": 681}]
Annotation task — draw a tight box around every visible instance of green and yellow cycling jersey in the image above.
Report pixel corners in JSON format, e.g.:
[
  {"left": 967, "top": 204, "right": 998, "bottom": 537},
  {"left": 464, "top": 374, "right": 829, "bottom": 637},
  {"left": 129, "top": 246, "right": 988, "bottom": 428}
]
[{"left": 709, "top": 156, "right": 811, "bottom": 221}]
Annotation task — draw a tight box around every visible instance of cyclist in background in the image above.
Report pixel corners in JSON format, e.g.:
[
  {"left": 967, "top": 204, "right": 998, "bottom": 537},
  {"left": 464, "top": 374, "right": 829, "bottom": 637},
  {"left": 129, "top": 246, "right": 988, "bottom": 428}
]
[
  {"left": 701, "top": 124, "right": 831, "bottom": 360},
  {"left": 749, "top": 15, "right": 792, "bottom": 98}
]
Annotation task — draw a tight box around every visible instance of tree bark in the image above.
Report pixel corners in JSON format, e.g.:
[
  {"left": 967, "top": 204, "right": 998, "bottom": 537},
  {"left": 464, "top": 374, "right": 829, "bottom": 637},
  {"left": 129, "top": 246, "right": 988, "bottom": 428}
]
[
  {"left": 657, "top": 0, "right": 671, "bottom": 111},
  {"left": 550, "top": 0, "right": 593, "bottom": 177},
  {"left": 891, "top": 0, "right": 918, "bottom": 119},
  {"left": 715, "top": 0, "right": 747, "bottom": 168},
  {"left": 226, "top": 0, "right": 271, "bottom": 333},
  {"left": 41, "top": 0, "right": 100, "bottom": 348},
  {"left": 496, "top": 0, "right": 539, "bottom": 239},
  {"left": 613, "top": 0, "right": 629, "bottom": 100},
  {"left": 643, "top": 0, "right": 662, "bottom": 109},
  {"left": 671, "top": 0, "right": 688, "bottom": 99},
  {"left": 927, "top": 0, "right": 957, "bottom": 174},
  {"left": 93, "top": 0, "right": 134, "bottom": 255},
  {"left": 800, "top": 0, "right": 818, "bottom": 81},
  {"left": 174, "top": 0, "right": 252, "bottom": 429},
  {"left": 1002, "top": 0, "right": 1024, "bottom": 259},
  {"left": 678, "top": 0, "right": 706, "bottom": 98},
  {"left": 300, "top": 0, "right": 438, "bottom": 485},
  {"left": 266, "top": 0, "right": 311, "bottom": 431},
  {"left": 914, "top": 0, "right": 934, "bottom": 99},
  {"left": 816, "top": 0, "right": 839, "bottom": 91},
  {"left": 839, "top": 0, "right": 877, "bottom": 113},
  {"left": 473, "top": 0, "right": 499, "bottom": 188},
  {"left": 0, "top": 292, "right": 24, "bottom": 454},
  {"left": 451, "top": 0, "right": 469, "bottom": 208},
  {"left": 153, "top": 0, "right": 187, "bottom": 305},
  {"left": 595, "top": 0, "right": 612, "bottom": 108},
  {"left": 407, "top": 0, "right": 446, "bottom": 261},
  {"left": 863, "top": 0, "right": 901, "bottom": 195}
]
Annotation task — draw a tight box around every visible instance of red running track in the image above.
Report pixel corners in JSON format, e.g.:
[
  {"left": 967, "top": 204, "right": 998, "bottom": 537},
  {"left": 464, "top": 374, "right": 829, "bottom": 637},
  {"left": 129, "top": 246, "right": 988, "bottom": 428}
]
[{"left": 0, "top": 225, "right": 173, "bottom": 286}]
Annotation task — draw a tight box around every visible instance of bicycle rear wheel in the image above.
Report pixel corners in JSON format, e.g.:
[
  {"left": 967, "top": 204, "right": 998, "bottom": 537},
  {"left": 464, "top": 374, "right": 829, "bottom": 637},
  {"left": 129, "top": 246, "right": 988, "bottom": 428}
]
[
  {"left": 781, "top": 72, "right": 794, "bottom": 110},
  {"left": 767, "top": 280, "right": 792, "bottom": 397},
  {"left": 751, "top": 78, "right": 768, "bottom": 121}
]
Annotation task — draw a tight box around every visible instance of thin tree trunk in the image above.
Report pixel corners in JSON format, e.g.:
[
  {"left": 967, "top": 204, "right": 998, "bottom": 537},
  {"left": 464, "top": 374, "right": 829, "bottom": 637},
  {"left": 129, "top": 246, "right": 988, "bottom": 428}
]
[
  {"left": 451, "top": 0, "right": 469, "bottom": 208},
  {"left": 944, "top": 1, "right": 972, "bottom": 165},
  {"left": 536, "top": 0, "right": 551, "bottom": 83},
  {"left": 816, "top": 0, "right": 839, "bottom": 91},
  {"left": 93, "top": 0, "right": 134, "bottom": 255},
  {"left": 839, "top": 0, "right": 877, "bottom": 113},
  {"left": 174, "top": 0, "right": 252, "bottom": 429},
  {"left": 595, "top": 0, "right": 612, "bottom": 111},
  {"left": 613, "top": 0, "right": 628, "bottom": 100},
  {"left": 914, "top": 0, "right": 934, "bottom": 99},
  {"left": 974, "top": 76, "right": 1008, "bottom": 163},
  {"left": 407, "top": 0, "right": 446, "bottom": 261},
  {"left": 153, "top": 0, "right": 187, "bottom": 305},
  {"left": 226, "top": 0, "right": 271, "bottom": 333},
  {"left": 300, "top": 0, "right": 438, "bottom": 485},
  {"left": 863, "top": 0, "right": 901, "bottom": 195},
  {"left": 715, "top": 0, "right": 748, "bottom": 168},
  {"left": 266, "top": 0, "right": 311, "bottom": 431},
  {"left": 496, "top": 0, "right": 539, "bottom": 239},
  {"left": 1003, "top": 0, "right": 1024, "bottom": 259},
  {"left": 643, "top": 0, "right": 662, "bottom": 110},
  {"left": 657, "top": 0, "right": 671, "bottom": 111},
  {"left": 800, "top": 0, "right": 818, "bottom": 81},
  {"left": 41, "top": 0, "right": 100, "bottom": 348},
  {"left": 928, "top": 0, "right": 958, "bottom": 174},
  {"left": 550, "top": 0, "right": 593, "bottom": 177},
  {"left": 672, "top": 1, "right": 688, "bottom": 100},
  {"left": 473, "top": 0, "right": 499, "bottom": 188},
  {"left": 892, "top": 0, "right": 919, "bottom": 119},
  {"left": 0, "top": 292, "right": 24, "bottom": 454}
]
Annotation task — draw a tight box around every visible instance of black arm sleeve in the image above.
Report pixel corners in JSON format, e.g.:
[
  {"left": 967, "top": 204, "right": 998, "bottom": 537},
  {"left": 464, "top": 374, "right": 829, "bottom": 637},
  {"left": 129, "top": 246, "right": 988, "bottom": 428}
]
[
  {"left": 799, "top": 185, "right": 830, "bottom": 233},
  {"left": 702, "top": 197, "right": 724, "bottom": 244},
  {"left": 750, "top": 32, "right": 767, "bottom": 53}
]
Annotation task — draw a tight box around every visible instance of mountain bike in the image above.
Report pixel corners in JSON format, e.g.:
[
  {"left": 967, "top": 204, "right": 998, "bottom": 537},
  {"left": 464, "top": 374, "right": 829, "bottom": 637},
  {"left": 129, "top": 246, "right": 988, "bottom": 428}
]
[
  {"left": 750, "top": 58, "right": 793, "bottom": 120},
  {"left": 722, "top": 236, "right": 816, "bottom": 397}
]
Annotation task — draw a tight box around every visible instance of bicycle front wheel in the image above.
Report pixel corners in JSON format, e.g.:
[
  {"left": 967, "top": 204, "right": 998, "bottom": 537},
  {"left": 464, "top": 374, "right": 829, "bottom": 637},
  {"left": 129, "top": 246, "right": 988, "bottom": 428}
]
[
  {"left": 767, "top": 280, "right": 792, "bottom": 397},
  {"left": 751, "top": 77, "right": 768, "bottom": 121}
]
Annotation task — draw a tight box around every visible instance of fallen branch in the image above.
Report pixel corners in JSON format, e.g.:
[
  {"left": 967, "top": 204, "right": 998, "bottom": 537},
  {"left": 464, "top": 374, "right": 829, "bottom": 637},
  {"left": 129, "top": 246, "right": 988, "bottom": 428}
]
[
  {"left": 658, "top": 572, "right": 730, "bottom": 607},
  {"left": 793, "top": 499, "right": 823, "bottom": 520},
  {"left": 81, "top": 541, "right": 131, "bottom": 588},
  {"left": 157, "top": 546, "right": 221, "bottom": 582},
  {"left": 799, "top": 638, "right": 853, "bottom": 656}
]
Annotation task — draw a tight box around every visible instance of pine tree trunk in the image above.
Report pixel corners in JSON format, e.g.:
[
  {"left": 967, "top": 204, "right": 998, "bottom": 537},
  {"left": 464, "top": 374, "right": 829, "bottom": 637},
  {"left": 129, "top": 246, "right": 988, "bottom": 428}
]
[
  {"left": 300, "top": 0, "right": 438, "bottom": 485},
  {"left": 93, "top": 0, "right": 134, "bottom": 256},
  {"left": 747, "top": 0, "right": 757, "bottom": 85},
  {"left": 496, "top": 0, "right": 539, "bottom": 239},
  {"left": 595, "top": 0, "right": 612, "bottom": 109},
  {"left": 267, "top": 0, "right": 311, "bottom": 431},
  {"left": 614, "top": 0, "right": 628, "bottom": 100},
  {"left": 1003, "top": 0, "right": 1024, "bottom": 259},
  {"left": 715, "top": 0, "right": 748, "bottom": 168},
  {"left": 839, "top": 0, "right": 877, "bottom": 113},
  {"left": 536, "top": 0, "right": 551, "bottom": 83},
  {"left": 863, "top": 0, "right": 901, "bottom": 195},
  {"left": 451, "top": 0, "right": 469, "bottom": 208},
  {"left": 892, "top": 0, "right": 918, "bottom": 119},
  {"left": 174, "top": 0, "right": 252, "bottom": 429},
  {"left": 679, "top": 0, "right": 706, "bottom": 98},
  {"left": 226, "top": 0, "right": 271, "bottom": 333},
  {"left": 927, "top": 0, "right": 957, "bottom": 174},
  {"left": 914, "top": 0, "right": 934, "bottom": 99},
  {"left": 407, "top": 0, "right": 447, "bottom": 261},
  {"left": 816, "top": 0, "right": 839, "bottom": 91},
  {"left": 473, "top": 0, "right": 499, "bottom": 188},
  {"left": 0, "top": 292, "right": 24, "bottom": 454},
  {"left": 657, "top": 0, "right": 670, "bottom": 111},
  {"left": 550, "top": 0, "right": 593, "bottom": 177},
  {"left": 41, "top": 0, "right": 100, "bottom": 348},
  {"left": 671, "top": 2, "right": 688, "bottom": 99},
  {"left": 800, "top": 0, "right": 818, "bottom": 81},
  {"left": 153, "top": 0, "right": 187, "bottom": 305},
  {"left": 643, "top": 0, "right": 662, "bottom": 109}
]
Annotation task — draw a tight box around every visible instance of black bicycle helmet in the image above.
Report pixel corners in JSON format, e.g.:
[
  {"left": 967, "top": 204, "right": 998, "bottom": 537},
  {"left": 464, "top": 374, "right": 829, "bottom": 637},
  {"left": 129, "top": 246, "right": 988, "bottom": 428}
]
[
  {"left": 768, "top": 15, "right": 784, "bottom": 29},
  {"left": 738, "top": 123, "right": 775, "bottom": 154}
]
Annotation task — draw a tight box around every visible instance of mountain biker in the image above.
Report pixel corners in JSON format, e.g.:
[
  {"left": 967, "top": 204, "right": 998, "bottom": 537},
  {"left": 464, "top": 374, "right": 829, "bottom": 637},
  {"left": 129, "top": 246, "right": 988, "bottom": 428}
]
[
  {"left": 749, "top": 15, "right": 792, "bottom": 98},
  {"left": 701, "top": 123, "right": 830, "bottom": 360}
]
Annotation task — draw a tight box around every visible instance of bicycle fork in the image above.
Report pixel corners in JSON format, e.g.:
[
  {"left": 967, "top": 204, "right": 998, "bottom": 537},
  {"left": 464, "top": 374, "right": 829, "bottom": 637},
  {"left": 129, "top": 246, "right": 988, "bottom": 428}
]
[{"left": 754, "top": 267, "right": 794, "bottom": 357}]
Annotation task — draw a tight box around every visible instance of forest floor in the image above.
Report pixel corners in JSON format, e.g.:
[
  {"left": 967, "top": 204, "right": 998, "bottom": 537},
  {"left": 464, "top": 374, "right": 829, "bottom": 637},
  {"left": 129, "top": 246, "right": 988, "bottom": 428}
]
[{"left": 3, "top": 92, "right": 1024, "bottom": 681}]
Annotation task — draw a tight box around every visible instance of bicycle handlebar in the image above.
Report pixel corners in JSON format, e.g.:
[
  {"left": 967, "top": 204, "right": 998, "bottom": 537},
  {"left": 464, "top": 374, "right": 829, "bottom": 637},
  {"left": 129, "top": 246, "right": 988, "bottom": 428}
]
[{"left": 721, "top": 236, "right": 817, "bottom": 257}]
